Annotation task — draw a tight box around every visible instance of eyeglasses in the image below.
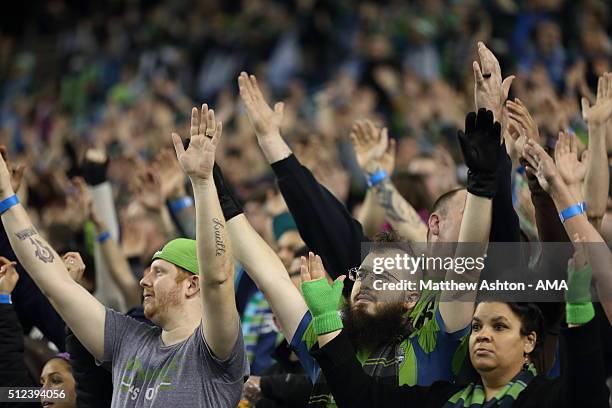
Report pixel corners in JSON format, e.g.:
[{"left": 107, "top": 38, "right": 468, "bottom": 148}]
[{"left": 348, "top": 267, "right": 401, "bottom": 284}]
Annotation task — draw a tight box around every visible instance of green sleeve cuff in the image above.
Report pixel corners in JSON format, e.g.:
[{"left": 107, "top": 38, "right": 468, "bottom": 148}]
[
  {"left": 566, "top": 303, "right": 595, "bottom": 325},
  {"left": 565, "top": 264, "right": 592, "bottom": 303},
  {"left": 313, "top": 311, "right": 343, "bottom": 336}
]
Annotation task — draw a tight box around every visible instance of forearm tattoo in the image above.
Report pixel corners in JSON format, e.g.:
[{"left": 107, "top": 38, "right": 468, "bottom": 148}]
[
  {"left": 15, "top": 227, "right": 55, "bottom": 263},
  {"left": 212, "top": 218, "right": 226, "bottom": 256},
  {"left": 374, "top": 181, "right": 423, "bottom": 227}
]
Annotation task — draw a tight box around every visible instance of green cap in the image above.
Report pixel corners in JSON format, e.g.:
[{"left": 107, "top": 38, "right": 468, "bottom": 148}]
[{"left": 152, "top": 238, "right": 199, "bottom": 275}]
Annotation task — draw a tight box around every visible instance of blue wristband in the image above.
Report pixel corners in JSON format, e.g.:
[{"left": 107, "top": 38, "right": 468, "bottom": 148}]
[
  {"left": 169, "top": 197, "right": 194, "bottom": 212},
  {"left": 0, "top": 294, "right": 12, "bottom": 304},
  {"left": 559, "top": 203, "right": 585, "bottom": 223},
  {"left": 96, "top": 231, "right": 111, "bottom": 243},
  {"left": 0, "top": 195, "right": 19, "bottom": 215},
  {"left": 579, "top": 202, "right": 587, "bottom": 212},
  {"left": 367, "top": 170, "right": 388, "bottom": 187}
]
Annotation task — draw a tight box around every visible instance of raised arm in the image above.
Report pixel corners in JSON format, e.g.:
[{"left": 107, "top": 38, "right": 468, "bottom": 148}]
[
  {"left": 523, "top": 139, "right": 612, "bottom": 322},
  {"left": 581, "top": 72, "right": 612, "bottom": 230},
  {"left": 213, "top": 164, "right": 308, "bottom": 342},
  {"left": 0, "top": 154, "right": 105, "bottom": 361},
  {"left": 474, "top": 43, "right": 520, "bottom": 245},
  {"left": 172, "top": 105, "right": 239, "bottom": 360},
  {"left": 439, "top": 109, "right": 501, "bottom": 333},
  {"left": 349, "top": 120, "right": 428, "bottom": 243},
  {"left": 239, "top": 72, "right": 366, "bottom": 284},
  {"left": 73, "top": 177, "right": 141, "bottom": 309}
]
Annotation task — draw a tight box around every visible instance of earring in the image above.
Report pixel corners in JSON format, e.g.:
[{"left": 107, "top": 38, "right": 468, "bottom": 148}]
[{"left": 522, "top": 353, "right": 530, "bottom": 370}]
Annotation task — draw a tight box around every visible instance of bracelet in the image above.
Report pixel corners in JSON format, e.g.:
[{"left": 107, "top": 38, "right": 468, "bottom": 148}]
[
  {"left": 0, "top": 294, "right": 12, "bottom": 304},
  {"left": 559, "top": 203, "right": 585, "bottom": 223},
  {"left": 0, "top": 194, "right": 19, "bottom": 215},
  {"left": 367, "top": 170, "right": 388, "bottom": 187},
  {"left": 578, "top": 202, "right": 587, "bottom": 212},
  {"left": 96, "top": 231, "right": 111, "bottom": 243},
  {"left": 169, "top": 196, "right": 194, "bottom": 212}
]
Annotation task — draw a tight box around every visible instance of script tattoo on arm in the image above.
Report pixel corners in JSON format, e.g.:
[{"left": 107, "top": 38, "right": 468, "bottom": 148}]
[
  {"left": 15, "top": 227, "right": 55, "bottom": 263},
  {"left": 212, "top": 218, "right": 226, "bottom": 256},
  {"left": 373, "top": 179, "right": 424, "bottom": 227}
]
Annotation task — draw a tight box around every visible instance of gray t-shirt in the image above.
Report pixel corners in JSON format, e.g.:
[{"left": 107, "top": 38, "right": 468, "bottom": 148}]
[{"left": 103, "top": 308, "right": 249, "bottom": 407}]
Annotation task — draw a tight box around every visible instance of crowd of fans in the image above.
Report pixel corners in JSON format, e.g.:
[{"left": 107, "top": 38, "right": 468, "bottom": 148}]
[{"left": 0, "top": 0, "right": 611, "bottom": 407}]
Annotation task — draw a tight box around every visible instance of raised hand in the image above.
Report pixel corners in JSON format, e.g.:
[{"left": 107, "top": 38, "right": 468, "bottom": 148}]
[
  {"left": 172, "top": 105, "right": 222, "bottom": 182},
  {"left": 506, "top": 114, "right": 528, "bottom": 165},
  {"left": 522, "top": 139, "right": 561, "bottom": 193},
  {"left": 0, "top": 256, "right": 19, "bottom": 294},
  {"left": 152, "top": 148, "right": 186, "bottom": 200},
  {"left": 72, "top": 177, "right": 104, "bottom": 229},
  {"left": 581, "top": 72, "right": 612, "bottom": 125},
  {"left": 457, "top": 108, "right": 502, "bottom": 198},
  {"left": 349, "top": 120, "right": 396, "bottom": 175},
  {"left": 473, "top": 42, "right": 515, "bottom": 121},
  {"left": 238, "top": 72, "right": 284, "bottom": 140},
  {"left": 135, "top": 169, "right": 164, "bottom": 211},
  {"left": 0, "top": 146, "right": 25, "bottom": 199},
  {"left": 506, "top": 98, "right": 541, "bottom": 144},
  {"left": 554, "top": 131, "right": 588, "bottom": 188},
  {"left": 62, "top": 252, "right": 86, "bottom": 284},
  {"left": 299, "top": 252, "right": 345, "bottom": 337}
]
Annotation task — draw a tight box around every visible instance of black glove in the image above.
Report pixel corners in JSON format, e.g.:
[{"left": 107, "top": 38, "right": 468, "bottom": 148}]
[
  {"left": 458, "top": 108, "right": 503, "bottom": 198},
  {"left": 213, "top": 163, "right": 243, "bottom": 221},
  {"left": 81, "top": 155, "right": 109, "bottom": 186}
]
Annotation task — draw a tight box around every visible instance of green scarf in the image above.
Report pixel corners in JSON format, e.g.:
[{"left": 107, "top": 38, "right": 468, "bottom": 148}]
[{"left": 444, "top": 364, "right": 536, "bottom": 408}]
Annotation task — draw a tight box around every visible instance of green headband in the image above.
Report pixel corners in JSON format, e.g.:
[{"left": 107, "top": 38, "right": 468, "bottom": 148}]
[{"left": 152, "top": 238, "right": 199, "bottom": 275}]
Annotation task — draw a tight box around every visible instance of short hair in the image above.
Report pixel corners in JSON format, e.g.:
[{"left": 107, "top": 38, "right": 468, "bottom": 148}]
[
  {"left": 369, "top": 228, "right": 414, "bottom": 257},
  {"left": 174, "top": 266, "right": 193, "bottom": 283},
  {"left": 430, "top": 187, "right": 466, "bottom": 216}
]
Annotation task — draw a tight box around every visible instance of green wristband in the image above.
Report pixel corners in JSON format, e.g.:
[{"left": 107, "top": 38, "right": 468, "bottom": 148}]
[
  {"left": 312, "top": 312, "right": 344, "bottom": 336},
  {"left": 565, "top": 263, "right": 592, "bottom": 304},
  {"left": 566, "top": 303, "right": 595, "bottom": 325}
]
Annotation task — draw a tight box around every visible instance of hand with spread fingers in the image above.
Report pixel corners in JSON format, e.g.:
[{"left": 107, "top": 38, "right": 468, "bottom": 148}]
[
  {"left": 581, "top": 72, "right": 612, "bottom": 125},
  {"left": 172, "top": 105, "right": 223, "bottom": 182},
  {"left": 457, "top": 108, "right": 503, "bottom": 198},
  {"left": 349, "top": 119, "right": 396, "bottom": 175},
  {"left": 554, "top": 131, "right": 588, "bottom": 192},
  {"left": 473, "top": 42, "right": 515, "bottom": 122},
  {"left": 0, "top": 256, "right": 19, "bottom": 295}
]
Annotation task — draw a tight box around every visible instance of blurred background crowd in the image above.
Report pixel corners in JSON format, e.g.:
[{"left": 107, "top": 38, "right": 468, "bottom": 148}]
[{"left": 0, "top": 0, "right": 611, "bottom": 405}]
